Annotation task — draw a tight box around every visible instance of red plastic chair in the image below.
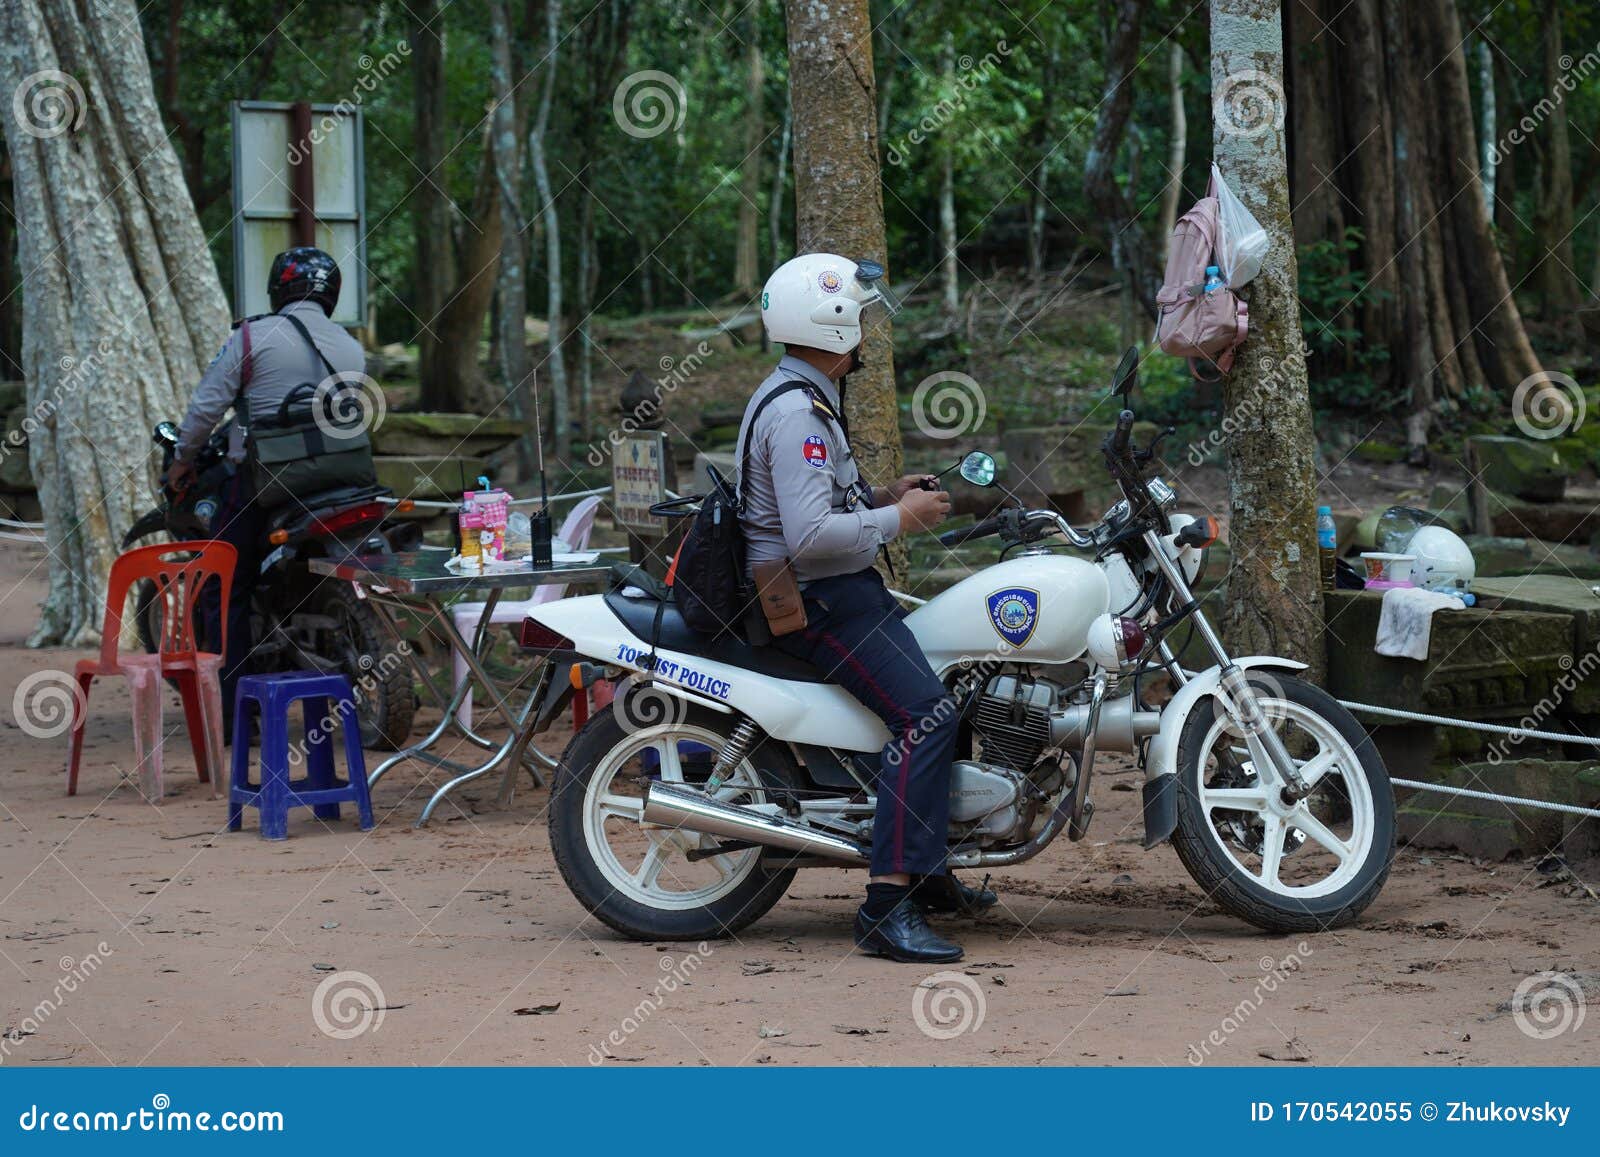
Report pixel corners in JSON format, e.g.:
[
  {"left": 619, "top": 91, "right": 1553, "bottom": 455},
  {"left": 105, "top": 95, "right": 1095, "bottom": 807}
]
[{"left": 66, "top": 541, "right": 237, "bottom": 802}]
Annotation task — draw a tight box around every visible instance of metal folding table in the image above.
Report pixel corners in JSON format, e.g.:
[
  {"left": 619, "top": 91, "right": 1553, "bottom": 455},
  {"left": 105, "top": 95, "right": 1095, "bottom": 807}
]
[{"left": 308, "top": 552, "right": 610, "bottom": 827}]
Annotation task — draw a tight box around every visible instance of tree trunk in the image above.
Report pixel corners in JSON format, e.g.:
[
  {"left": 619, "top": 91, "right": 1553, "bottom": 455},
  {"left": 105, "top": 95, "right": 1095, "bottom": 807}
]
[
  {"left": 1533, "top": 0, "right": 1580, "bottom": 314},
  {"left": 488, "top": 0, "right": 534, "bottom": 479},
  {"left": 1476, "top": 37, "right": 1495, "bottom": 214},
  {"left": 937, "top": 43, "right": 958, "bottom": 316},
  {"left": 1336, "top": 0, "right": 1398, "bottom": 357},
  {"left": 1211, "top": 0, "right": 1324, "bottom": 676},
  {"left": 1286, "top": 0, "right": 1344, "bottom": 250},
  {"left": 529, "top": 0, "right": 568, "bottom": 453},
  {"left": 1084, "top": 0, "right": 1158, "bottom": 321},
  {"left": 1418, "top": 0, "right": 1541, "bottom": 390},
  {"left": 1, "top": 0, "right": 230, "bottom": 645},
  {"left": 784, "top": 0, "right": 903, "bottom": 571},
  {"left": 431, "top": 140, "right": 503, "bottom": 412},
  {"left": 411, "top": 0, "right": 457, "bottom": 408},
  {"left": 735, "top": 9, "right": 765, "bottom": 298},
  {"left": 767, "top": 94, "right": 792, "bottom": 269},
  {"left": 1157, "top": 42, "right": 1186, "bottom": 259}
]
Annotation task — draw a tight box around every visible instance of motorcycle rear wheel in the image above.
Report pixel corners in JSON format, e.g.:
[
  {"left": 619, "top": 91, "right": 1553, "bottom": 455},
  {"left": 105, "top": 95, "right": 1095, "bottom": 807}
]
[
  {"left": 1170, "top": 673, "right": 1395, "bottom": 933},
  {"left": 549, "top": 703, "right": 800, "bottom": 941}
]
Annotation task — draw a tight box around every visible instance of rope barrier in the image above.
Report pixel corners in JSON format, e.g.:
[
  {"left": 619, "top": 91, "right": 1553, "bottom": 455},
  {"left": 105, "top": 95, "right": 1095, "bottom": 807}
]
[
  {"left": 377, "top": 485, "right": 616, "bottom": 511},
  {"left": 0, "top": 530, "right": 44, "bottom": 544},
  {"left": 1338, "top": 699, "right": 1600, "bottom": 748},
  {"left": 1390, "top": 777, "right": 1600, "bottom": 821},
  {"left": 0, "top": 517, "right": 43, "bottom": 530},
  {"left": 1338, "top": 698, "right": 1600, "bottom": 821}
]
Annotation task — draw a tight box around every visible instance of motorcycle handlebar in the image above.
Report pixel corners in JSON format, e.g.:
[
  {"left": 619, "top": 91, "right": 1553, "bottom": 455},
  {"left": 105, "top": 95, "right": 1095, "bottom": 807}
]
[
  {"left": 937, "top": 515, "right": 1003, "bottom": 547},
  {"left": 1110, "top": 408, "right": 1135, "bottom": 457}
]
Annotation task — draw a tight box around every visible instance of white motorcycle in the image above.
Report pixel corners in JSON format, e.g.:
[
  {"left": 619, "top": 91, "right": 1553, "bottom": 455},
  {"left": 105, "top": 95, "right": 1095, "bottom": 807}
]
[{"left": 523, "top": 349, "right": 1395, "bottom": 941}]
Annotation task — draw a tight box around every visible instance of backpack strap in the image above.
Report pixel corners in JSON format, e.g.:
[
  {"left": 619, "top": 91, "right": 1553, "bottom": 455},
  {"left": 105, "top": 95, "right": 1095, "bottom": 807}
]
[
  {"left": 277, "top": 311, "right": 342, "bottom": 379},
  {"left": 734, "top": 376, "right": 820, "bottom": 505}
]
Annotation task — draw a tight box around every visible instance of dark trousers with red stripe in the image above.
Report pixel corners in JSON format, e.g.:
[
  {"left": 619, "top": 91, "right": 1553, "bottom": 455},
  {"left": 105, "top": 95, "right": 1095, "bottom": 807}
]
[
  {"left": 772, "top": 568, "right": 957, "bottom": 877},
  {"left": 199, "top": 468, "right": 263, "bottom": 732}
]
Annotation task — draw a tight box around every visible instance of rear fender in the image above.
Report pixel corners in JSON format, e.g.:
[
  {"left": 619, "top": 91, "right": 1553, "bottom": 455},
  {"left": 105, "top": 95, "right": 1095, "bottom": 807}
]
[{"left": 1140, "top": 657, "right": 1309, "bottom": 849}]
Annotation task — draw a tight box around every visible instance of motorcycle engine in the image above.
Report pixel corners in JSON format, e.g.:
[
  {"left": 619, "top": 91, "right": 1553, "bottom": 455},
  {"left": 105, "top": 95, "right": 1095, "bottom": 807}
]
[
  {"left": 947, "top": 672, "right": 1077, "bottom": 842},
  {"left": 971, "top": 673, "right": 1058, "bottom": 771}
]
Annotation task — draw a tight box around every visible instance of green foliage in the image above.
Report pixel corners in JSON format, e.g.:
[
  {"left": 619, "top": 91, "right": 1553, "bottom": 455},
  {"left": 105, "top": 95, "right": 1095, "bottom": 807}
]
[{"left": 1296, "top": 228, "right": 1393, "bottom": 414}]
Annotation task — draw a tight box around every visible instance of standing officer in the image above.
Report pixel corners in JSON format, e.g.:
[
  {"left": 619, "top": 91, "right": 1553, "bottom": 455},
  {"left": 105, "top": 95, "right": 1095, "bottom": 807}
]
[
  {"left": 740, "top": 252, "right": 996, "bottom": 964},
  {"left": 168, "top": 247, "right": 365, "bottom": 740}
]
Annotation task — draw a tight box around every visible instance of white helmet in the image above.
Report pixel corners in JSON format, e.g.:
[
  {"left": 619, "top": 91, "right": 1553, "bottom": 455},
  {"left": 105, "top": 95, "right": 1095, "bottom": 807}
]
[
  {"left": 1406, "top": 525, "right": 1475, "bottom": 589},
  {"left": 760, "top": 253, "right": 900, "bottom": 353}
]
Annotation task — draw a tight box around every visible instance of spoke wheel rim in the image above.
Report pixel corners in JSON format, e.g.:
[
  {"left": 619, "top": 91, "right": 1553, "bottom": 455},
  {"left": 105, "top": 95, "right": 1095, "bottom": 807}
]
[
  {"left": 582, "top": 723, "right": 765, "bottom": 910},
  {"left": 1195, "top": 699, "right": 1375, "bottom": 899}
]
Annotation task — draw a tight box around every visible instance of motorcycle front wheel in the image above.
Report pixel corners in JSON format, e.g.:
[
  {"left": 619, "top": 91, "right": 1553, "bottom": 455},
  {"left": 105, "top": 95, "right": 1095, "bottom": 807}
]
[
  {"left": 1170, "top": 673, "right": 1395, "bottom": 933},
  {"left": 549, "top": 701, "right": 800, "bottom": 941}
]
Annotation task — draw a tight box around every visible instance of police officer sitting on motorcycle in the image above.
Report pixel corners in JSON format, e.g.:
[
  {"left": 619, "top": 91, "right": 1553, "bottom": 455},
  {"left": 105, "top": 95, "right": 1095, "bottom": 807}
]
[
  {"left": 741, "top": 253, "right": 997, "bottom": 964},
  {"left": 168, "top": 247, "right": 366, "bottom": 742}
]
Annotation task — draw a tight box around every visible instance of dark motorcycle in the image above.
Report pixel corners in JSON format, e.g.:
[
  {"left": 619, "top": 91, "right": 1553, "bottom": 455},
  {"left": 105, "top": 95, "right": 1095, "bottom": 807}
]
[{"left": 125, "top": 421, "right": 420, "bottom": 748}]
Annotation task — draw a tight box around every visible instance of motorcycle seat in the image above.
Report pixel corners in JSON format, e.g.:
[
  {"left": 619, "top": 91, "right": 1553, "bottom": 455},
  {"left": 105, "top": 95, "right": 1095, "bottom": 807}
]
[
  {"left": 266, "top": 483, "right": 393, "bottom": 532},
  {"left": 602, "top": 588, "right": 829, "bottom": 684}
]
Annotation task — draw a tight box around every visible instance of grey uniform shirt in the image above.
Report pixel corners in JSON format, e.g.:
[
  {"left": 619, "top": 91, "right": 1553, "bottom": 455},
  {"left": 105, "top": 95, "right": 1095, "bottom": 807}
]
[
  {"left": 737, "top": 355, "right": 900, "bottom": 584},
  {"left": 178, "top": 300, "right": 366, "bottom": 463}
]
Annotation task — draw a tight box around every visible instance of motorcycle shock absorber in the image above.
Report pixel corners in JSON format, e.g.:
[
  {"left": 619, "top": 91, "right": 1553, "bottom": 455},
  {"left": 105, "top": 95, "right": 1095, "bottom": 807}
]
[{"left": 704, "top": 719, "right": 763, "bottom": 795}]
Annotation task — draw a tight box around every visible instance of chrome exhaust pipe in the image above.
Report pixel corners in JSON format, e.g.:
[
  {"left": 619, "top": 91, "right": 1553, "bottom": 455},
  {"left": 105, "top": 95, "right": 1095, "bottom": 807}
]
[{"left": 641, "top": 781, "right": 868, "bottom": 865}]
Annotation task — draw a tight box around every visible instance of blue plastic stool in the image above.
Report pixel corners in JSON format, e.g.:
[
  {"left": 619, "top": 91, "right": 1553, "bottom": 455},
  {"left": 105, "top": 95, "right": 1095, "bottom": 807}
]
[{"left": 229, "top": 672, "right": 375, "bottom": 840}]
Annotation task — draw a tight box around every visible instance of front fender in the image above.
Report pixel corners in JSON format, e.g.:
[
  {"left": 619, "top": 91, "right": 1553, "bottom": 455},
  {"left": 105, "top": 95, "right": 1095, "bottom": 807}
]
[{"left": 1139, "top": 656, "right": 1309, "bottom": 849}]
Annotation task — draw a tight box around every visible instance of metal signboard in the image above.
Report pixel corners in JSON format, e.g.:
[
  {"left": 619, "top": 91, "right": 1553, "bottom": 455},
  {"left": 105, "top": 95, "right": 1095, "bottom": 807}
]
[
  {"left": 612, "top": 431, "right": 670, "bottom": 536},
  {"left": 230, "top": 101, "right": 367, "bottom": 328}
]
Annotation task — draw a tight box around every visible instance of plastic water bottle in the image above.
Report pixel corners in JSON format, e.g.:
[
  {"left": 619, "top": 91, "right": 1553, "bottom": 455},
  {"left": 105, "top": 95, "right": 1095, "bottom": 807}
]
[
  {"left": 1204, "top": 265, "right": 1224, "bottom": 294},
  {"left": 1316, "top": 505, "right": 1338, "bottom": 589}
]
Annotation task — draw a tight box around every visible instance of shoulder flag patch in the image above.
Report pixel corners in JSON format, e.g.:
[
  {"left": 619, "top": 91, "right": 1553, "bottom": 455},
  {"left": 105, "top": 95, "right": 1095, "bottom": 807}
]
[{"left": 801, "top": 434, "right": 828, "bottom": 468}]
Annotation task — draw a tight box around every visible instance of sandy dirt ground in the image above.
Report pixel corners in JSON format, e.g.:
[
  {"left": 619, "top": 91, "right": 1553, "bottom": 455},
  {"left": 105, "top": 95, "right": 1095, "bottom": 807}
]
[{"left": 1, "top": 541, "right": 1596, "bottom": 1069}]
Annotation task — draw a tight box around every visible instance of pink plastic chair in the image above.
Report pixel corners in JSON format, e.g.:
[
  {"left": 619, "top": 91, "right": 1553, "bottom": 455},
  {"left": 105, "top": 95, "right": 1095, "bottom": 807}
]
[
  {"left": 67, "top": 541, "right": 236, "bottom": 802},
  {"left": 451, "top": 496, "right": 602, "bottom": 729}
]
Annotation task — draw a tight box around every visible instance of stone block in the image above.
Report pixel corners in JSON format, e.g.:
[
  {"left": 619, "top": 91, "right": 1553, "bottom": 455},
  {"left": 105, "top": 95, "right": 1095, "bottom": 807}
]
[
  {"left": 373, "top": 455, "right": 489, "bottom": 501},
  {"left": 1466, "top": 434, "right": 1565, "bottom": 502},
  {"left": 370, "top": 412, "right": 524, "bottom": 459},
  {"left": 1398, "top": 759, "right": 1600, "bottom": 860}
]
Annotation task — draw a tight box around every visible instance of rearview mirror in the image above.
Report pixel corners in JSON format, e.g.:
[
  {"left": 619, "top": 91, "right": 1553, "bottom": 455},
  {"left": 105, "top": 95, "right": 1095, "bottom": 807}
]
[
  {"left": 1110, "top": 346, "right": 1140, "bottom": 399},
  {"left": 958, "top": 451, "right": 997, "bottom": 487}
]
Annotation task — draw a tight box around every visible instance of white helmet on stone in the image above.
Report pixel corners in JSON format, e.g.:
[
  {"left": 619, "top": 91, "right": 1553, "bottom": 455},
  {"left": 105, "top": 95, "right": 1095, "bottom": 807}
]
[
  {"left": 1406, "top": 525, "right": 1475, "bottom": 589},
  {"left": 760, "top": 253, "right": 899, "bottom": 354}
]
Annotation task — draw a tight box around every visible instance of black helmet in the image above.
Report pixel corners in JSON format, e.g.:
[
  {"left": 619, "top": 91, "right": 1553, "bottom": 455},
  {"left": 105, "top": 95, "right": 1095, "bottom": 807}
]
[{"left": 268, "top": 247, "right": 341, "bottom": 315}]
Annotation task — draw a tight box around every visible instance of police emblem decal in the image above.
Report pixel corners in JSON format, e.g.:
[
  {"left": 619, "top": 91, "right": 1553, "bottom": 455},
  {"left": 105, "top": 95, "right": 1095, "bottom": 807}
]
[
  {"left": 985, "top": 587, "right": 1040, "bottom": 647},
  {"left": 801, "top": 434, "right": 828, "bottom": 468},
  {"left": 817, "top": 269, "right": 843, "bottom": 294}
]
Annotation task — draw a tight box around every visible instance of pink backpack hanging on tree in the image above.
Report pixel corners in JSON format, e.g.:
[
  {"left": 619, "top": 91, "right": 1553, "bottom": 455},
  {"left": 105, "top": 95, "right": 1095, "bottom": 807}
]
[{"left": 1155, "top": 165, "right": 1262, "bottom": 379}]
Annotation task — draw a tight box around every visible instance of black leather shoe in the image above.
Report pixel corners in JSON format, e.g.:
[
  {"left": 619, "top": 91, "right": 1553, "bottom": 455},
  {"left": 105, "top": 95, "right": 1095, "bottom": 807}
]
[
  {"left": 914, "top": 873, "right": 998, "bottom": 916},
  {"left": 854, "top": 898, "right": 964, "bottom": 963}
]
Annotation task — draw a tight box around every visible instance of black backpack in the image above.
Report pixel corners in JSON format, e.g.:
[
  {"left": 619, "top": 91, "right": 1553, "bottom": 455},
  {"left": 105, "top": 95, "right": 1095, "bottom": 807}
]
[{"left": 660, "top": 379, "right": 813, "bottom": 639}]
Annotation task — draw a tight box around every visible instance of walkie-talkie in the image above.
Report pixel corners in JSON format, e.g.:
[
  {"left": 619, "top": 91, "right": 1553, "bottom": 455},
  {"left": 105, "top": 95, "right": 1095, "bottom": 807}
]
[{"left": 530, "top": 367, "right": 554, "bottom": 568}]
